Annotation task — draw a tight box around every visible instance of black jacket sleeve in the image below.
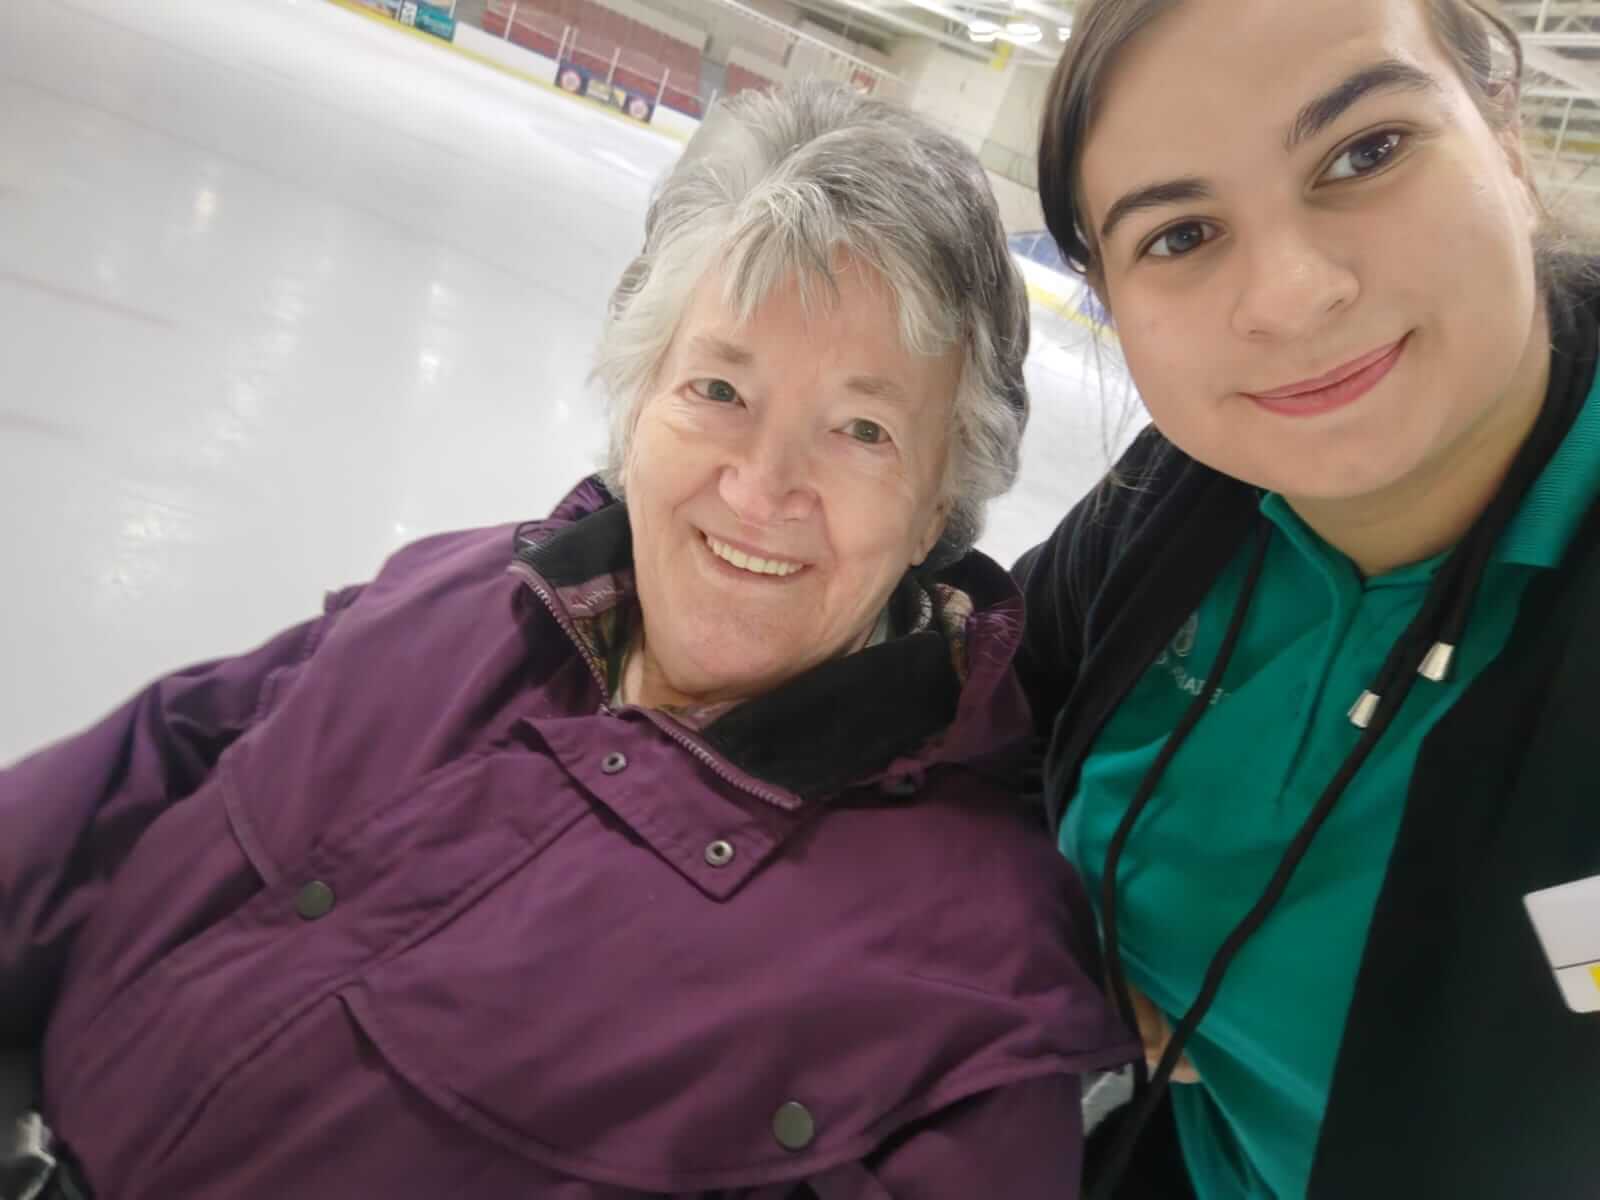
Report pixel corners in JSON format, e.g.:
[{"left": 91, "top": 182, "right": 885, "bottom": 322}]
[
  {"left": 1012, "top": 509, "right": 1091, "bottom": 745},
  {"left": 1011, "top": 424, "right": 1174, "bottom": 741}
]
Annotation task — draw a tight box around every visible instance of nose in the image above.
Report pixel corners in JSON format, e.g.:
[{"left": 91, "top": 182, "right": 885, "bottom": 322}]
[
  {"left": 1230, "top": 220, "right": 1359, "bottom": 342},
  {"left": 717, "top": 419, "right": 817, "bottom": 528}
]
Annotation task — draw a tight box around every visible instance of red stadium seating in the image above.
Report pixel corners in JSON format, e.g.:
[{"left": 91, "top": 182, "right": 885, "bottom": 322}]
[
  {"left": 725, "top": 62, "right": 777, "bottom": 98},
  {"left": 483, "top": 0, "right": 708, "bottom": 118}
]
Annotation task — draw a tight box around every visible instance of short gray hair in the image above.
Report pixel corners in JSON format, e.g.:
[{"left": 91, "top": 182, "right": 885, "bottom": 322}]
[{"left": 595, "top": 80, "right": 1030, "bottom": 566}]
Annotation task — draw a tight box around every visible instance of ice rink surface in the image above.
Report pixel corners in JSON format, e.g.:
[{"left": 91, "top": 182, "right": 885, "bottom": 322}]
[{"left": 0, "top": 0, "right": 1138, "bottom": 763}]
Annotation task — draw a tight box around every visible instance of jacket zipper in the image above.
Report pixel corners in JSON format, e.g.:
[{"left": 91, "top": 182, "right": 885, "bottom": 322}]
[
  {"left": 509, "top": 558, "right": 802, "bottom": 812},
  {"left": 638, "top": 707, "right": 800, "bottom": 812},
  {"left": 508, "top": 559, "right": 610, "bottom": 694}
]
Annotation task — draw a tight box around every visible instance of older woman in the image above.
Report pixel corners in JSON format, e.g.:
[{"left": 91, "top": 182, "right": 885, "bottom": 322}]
[{"left": 0, "top": 83, "right": 1134, "bottom": 1198}]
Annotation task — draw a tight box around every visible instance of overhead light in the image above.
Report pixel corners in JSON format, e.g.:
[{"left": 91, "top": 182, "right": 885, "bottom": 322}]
[
  {"left": 1006, "top": 20, "right": 1042, "bottom": 43},
  {"left": 968, "top": 18, "right": 1001, "bottom": 43},
  {"left": 1057, "top": 25, "right": 1071, "bottom": 40}
]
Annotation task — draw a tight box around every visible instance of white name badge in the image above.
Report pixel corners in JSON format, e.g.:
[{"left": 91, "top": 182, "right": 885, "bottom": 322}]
[{"left": 1524, "top": 874, "right": 1600, "bottom": 1014}]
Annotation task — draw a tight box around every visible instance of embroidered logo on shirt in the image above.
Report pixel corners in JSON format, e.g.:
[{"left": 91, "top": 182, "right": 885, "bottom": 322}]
[
  {"left": 1172, "top": 613, "right": 1199, "bottom": 657},
  {"left": 1153, "top": 613, "right": 1227, "bottom": 706}
]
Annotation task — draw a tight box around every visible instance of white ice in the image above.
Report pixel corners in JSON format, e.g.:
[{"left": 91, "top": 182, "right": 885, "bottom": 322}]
[{"left": 0, "top": 0, "right": 1135, "bottom": 764}]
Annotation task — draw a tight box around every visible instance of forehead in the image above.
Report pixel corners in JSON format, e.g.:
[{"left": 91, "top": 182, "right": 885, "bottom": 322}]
[
  {"left": 666, "top": 260, "right": 962, "bottom": 432},
  {"left": 675, "top": 257, "right": 922, "bottom": 370},
  {"left": 1079, "top": 0, "right": 1449, "bottom": 210}
]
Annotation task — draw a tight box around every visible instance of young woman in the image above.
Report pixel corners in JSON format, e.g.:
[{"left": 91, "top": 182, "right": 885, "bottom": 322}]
[{"left": 1016, "top": 1, "right": 1600, "bottom": 1196}]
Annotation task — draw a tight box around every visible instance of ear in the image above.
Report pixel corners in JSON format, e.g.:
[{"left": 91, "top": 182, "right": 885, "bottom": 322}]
[
  {"left": 1498, "top": 123, "right": 1531, "bottom": 184},
  {"left": 909, "top": 496, "right": 952, "bottom": 568},
  {"left": 1489, "top": 92, "right": 1543, "bottom": 230},
  {"left": 618, "top": 387, "right": 658, "bottom": 492},
  {"left": 1086, "top": 264, "right": 1115, "bottom": 327},
  {"left": 618, "top": 414, "right": 639, "bottom": 494},
  {"left": 1504, "top": 137, "right": 1543, "bottom": 234}
]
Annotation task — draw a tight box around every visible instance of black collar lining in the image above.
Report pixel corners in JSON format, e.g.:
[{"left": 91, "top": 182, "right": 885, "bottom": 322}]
[{"left": 516, "top": 496, "right": 963, "bottom": 800}]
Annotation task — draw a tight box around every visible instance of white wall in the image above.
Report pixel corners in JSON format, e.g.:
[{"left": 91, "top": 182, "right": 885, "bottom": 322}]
[
  {"left": 890, "top": 39, "right": 1015, "bottom": 153},
  {"left": 728, "top": 43, "right": 785, "bottom": 80},
  {"left": 885, "top": 38, "right": 931, "bottom": 101},
  {"left": 590, "top": 0, "right": 708, "bottom": 50},
  {"left": 881, "top": 40, "right": 1045, "bottom": 234},
  {"left": 637, "top": 0, "right": 797, "bottom": 65},
  {"left": 783, "top": 18, "right": 891, "bottom": 89},
  {"left": 988, "top": 61, "right": 1050, "bottom": 157},
  {"left": 794, "top": 18, "right": 887, "bottom": 67},
  {"left": 986, "top": 170, "right": 1046, "bottom": 234}
]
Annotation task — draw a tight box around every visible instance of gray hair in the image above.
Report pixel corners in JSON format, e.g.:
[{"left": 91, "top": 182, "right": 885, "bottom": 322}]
[{"left": 595, "top": 80, "right": 1030, "bottom": 566}]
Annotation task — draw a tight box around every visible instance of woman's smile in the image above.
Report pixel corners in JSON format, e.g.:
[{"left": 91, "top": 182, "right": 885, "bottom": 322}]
[
  {"left": 1243, "top": 334, "right": 1410, "bottom": 417},
  {"left": 699, "top": 531, "right": 809, "bottom": 579}
]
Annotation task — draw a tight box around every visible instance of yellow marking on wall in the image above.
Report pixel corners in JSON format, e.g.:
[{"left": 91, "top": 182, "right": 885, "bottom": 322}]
[{"left": 1025, "top": 281, "right": 1116, "bottom": 339}]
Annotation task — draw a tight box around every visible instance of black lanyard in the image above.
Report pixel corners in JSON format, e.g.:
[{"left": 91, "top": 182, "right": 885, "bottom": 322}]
[{"left": 1089, "top": 301, "right": 1595, "bottom": 1199}]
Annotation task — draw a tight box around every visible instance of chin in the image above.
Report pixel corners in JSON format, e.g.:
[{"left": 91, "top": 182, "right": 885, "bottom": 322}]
[
  {"left": 674, "top": 647, "right": 790, "bottom": 699},
  {"left": 1256, "top": 466, "right": 1394, "bottom": 505},
  {"left": 1227, "top": 425, "right": 1422, "bottom": 500}
]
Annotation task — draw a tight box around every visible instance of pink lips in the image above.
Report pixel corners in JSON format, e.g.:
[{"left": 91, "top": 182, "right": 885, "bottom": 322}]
[{"left": 1246, "top": 336, "right": 1409, "bottom": 417}]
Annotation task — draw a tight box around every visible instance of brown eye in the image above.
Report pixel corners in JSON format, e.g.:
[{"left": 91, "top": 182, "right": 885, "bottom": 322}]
[
  {"left": 1322, "top": 131, "right": 1405, "bottom": 183},
  {"left": 846, "top": 419, "right": 888, "bottom": 445}
]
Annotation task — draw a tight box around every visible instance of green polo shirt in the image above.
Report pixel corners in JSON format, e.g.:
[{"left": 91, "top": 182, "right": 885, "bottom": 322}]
[{"left": 1062, "top": 375, "right": 1600, "bottom": 1198}]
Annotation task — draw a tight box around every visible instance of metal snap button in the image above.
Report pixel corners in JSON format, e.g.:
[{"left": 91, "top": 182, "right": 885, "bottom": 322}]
[
  {"left": 772, "top": 1101, "right": 815, "bottom": 1151},
  {"left": 295, "top": 880, "right": 336, "bottom": 921},
  {"left": 601, "top": 751, "right": 628, "bottom": 775},
  {"left": 704, "top": 839, "right": 735, "bottom": 867}
]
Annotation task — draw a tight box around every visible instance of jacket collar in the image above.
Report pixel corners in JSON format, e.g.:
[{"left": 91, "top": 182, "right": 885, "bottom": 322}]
[{"left": 511, "top": 478, "right": 1030, "bottom": 801}]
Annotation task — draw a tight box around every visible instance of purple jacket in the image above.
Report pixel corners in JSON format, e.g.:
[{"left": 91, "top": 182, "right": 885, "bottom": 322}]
[{"left": 2, "top": 479, "right": 1134, "bottom": 1198}]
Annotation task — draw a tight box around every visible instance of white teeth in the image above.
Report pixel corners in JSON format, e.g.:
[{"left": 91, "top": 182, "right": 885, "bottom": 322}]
[{"left": 705, "top": 535, "right": 803, "bottom": 577}]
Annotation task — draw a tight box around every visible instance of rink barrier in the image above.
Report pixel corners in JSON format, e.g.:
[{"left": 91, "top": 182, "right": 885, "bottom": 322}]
[
  {"left": 320, "top": 0, "right": 1101, "bottom": 333},
  {"left": 321, "top": 0, "right": 695, "bottom": 142}
]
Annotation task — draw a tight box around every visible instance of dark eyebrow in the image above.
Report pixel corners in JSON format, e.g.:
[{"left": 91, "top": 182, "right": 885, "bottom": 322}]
[
  {"left": 1285, "top": 59, "right": 1440, "bottom": 151},
  {"left": 1099, "top": 177, "right": 1213, "bottom": 245},
  {"left": 688, "top": 335, "right": 755, "bottom": 367},
  {"left": 1097, "top": 60, "right": 1439, "bottom": 247}
]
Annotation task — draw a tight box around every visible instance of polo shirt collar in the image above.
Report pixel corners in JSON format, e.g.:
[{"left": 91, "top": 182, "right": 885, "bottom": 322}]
[{"left": 1495, "top": 363, "right": 1600, "bottom": 569}]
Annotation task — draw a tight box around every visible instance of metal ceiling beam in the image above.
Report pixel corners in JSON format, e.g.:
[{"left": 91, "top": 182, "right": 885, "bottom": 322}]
[
  {"left": 1503, "top": 0, "right": 1595, "bottom": 19},
  {"left": 703, "top": 0, "right": 908, "bottom": 77},
  {"left": 1521, "top": 43, "right": 1600, "bottom": 108},
  {"left": 1522, "top": 33, "right": 1600, "bottom": 49},
  {"left": 1011, "top": 0, "right": 1076, "bottom": 30},
  {"left": 816, "top": 0, "right": 1001, "bottom": 61},
  {"left": 1526, "top": 84, "right": 1597, "bottom": 99},
  {"left": 895, "top": 0, "right": 1060, "bottom": 60}
]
